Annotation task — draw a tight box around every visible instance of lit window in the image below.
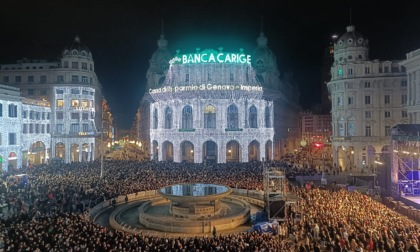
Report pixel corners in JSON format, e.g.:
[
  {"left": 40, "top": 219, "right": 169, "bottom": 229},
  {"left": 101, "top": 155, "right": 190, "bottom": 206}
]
[
  {"left": 81, "top": 100, "right": 88, "bottom": 108},
  {"left": 204, "top": 105, "right": 216, "bottom": 128},
  {"left": 57, "top": 99, "right": 64, "bottom": 107},
  {"left": 71, "top": 99, "right": 79, "bottom": 107}
]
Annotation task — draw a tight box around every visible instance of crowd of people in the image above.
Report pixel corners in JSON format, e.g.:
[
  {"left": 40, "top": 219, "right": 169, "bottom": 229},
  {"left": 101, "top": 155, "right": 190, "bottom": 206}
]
[{"left": 0, "top": 159, "right": 418, "bottom": 251}]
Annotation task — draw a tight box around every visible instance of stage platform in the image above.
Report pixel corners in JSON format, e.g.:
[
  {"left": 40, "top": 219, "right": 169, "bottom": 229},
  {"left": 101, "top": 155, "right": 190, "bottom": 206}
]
[{"left": 400, "top": 195, "right": 420, "bottom": 209}]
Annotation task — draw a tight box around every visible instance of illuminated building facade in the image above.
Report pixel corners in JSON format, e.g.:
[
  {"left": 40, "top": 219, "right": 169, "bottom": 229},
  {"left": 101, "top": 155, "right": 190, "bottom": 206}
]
[
  {"left": 0, "top": 84, "right": 52, "bottom": 171},
  {"left": 139, "top": 30, "right": 301, "bottom": 162},
  {"left": 0, "top": 85, "right": 23, "bottom": 171},
  {"left": 149, "top": 47, "right": 274, "bottom": 163},
  {"left": 0, "top": 36, "right": 104, "bottom": 164},
  {"left": 328, "top": 25, "right": 407, "bottom": 171},
  {"left": 22, "top": 98, "right": 51, "bottom": 168}
]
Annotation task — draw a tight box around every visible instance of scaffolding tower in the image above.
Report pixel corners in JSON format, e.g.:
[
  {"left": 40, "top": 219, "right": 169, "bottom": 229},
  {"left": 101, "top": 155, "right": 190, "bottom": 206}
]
[{"left": 263, "top": 159, "right": 293, "bottom": 221}]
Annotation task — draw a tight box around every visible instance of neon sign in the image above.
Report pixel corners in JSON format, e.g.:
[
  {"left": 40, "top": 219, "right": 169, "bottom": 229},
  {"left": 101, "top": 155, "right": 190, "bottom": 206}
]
[
  {"left": 150, "top": 84, "right": 262, "bottom": 94},
  {"left": 171, "top": 49, "right": 251, "bottom": 65}
]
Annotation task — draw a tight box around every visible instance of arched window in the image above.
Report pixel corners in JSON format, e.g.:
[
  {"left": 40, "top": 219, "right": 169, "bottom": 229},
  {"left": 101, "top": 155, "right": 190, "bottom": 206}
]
[
  {"left": 265, "top": 106, "right": 271, "bottom": 128},
  {"left": 227, "top": 104, "right": 238, "bottom": 129},
  {"left": 182, "top": 105, "right": 193, "bottom": 129},
  {"left": 164, "top": 107, "right": 172, "bottom": 129},
  {"left": 249, "top": 105, "right": 258, "bottom": 128},
  {"left": 204, "top": 105, "right": 216, "bottom": 128},
  {"left": 153, "top": 108, "right": 158, "bottom": 129}
]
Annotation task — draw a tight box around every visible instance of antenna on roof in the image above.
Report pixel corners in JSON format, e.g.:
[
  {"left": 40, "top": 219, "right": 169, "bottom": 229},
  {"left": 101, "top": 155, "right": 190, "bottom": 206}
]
[
  {"left": 349, "top": 6, "right": 352, "bottom": 25},
  {"left": 161, "top": 18, "right": 165, "bottom": 36},
  {"left": 260, "top": 16, "right": 264, "bottom": 33}
]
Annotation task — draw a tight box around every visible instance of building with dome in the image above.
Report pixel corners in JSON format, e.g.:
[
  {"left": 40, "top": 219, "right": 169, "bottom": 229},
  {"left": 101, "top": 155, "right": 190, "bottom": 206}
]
[
  {"left": 328, "top": 25, "right": 408, "bottom": 171},
  {"left": 0, "top": 36, "right": 107, "bottom": 166},
  {"left": 138, "top": 29, "right": 301, "bottom": 162}
]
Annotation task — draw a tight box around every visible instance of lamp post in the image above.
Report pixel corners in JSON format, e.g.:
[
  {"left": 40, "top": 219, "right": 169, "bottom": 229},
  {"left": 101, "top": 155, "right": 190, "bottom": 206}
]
[
  {"left": 374, "top": 160, "right": 383, "bottom": 196},
  {"left": 100, "top": 120, "right": 107, "bottom": 179}
]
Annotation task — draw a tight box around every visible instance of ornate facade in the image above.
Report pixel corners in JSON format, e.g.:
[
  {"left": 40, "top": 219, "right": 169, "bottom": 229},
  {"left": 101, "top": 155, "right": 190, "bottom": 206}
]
[
  {"left": 0, "top": 36, "right": 105, "bottom": 164},
  {"left": 138, "top": 30, "right": 301, "bottom": 162},
  {"left": 0, "top": 84, "right": 52, "bottom": 171},
  {"left": 149, "top": 47, "right": 274, "bottom": 163},
  {"left": 328, "top": 25, "right": 408, "bottom": 171}
]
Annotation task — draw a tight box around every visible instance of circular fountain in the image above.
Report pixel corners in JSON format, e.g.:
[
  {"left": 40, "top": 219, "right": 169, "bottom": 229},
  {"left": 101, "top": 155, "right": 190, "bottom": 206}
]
[
  {"left": 158, "top": 183, "right": 232, "bottom": 219},
  {"left": 137, "top": 183, "right": 251, "bottom": 234}
]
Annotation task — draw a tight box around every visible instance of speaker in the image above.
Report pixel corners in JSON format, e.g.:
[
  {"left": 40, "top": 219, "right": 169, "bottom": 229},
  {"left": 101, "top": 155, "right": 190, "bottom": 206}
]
[{"left": 269, "top": 200, "right": 286, "bottom": 218}]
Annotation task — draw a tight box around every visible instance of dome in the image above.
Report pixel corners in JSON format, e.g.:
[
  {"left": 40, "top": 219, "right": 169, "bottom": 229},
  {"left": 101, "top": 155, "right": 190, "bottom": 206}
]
[
  {"left": 335, "top": 25, "right": 369, "bottom": 50},
  {"left": 62, "top": 35, "right": 92, "bottom": 57},
  {"left": 148, "top": 34, "right": 172, "bottom": 74},
  {"left": 252, "top": 32, "right": 278, "bottom": 73}
]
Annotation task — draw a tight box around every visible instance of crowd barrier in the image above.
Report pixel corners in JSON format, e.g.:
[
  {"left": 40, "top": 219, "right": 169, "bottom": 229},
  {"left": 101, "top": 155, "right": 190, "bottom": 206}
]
[{"left": 382, "top": 197, "right": 420, "bottom": 223}]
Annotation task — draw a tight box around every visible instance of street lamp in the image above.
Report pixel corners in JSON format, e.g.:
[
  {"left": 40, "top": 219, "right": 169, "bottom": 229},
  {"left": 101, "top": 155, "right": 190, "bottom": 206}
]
[
  {"left": 374, "top": 160, "right": 383, "bottom": 195},
  {"left": 100, "top": 120, "right": 108, "bottom": 179}
]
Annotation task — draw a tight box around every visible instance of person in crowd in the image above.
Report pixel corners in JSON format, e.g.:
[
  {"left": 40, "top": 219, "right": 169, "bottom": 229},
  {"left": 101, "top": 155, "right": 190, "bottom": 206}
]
[{"left": 0, "top": 159, "right": 418, "bottom": 251}]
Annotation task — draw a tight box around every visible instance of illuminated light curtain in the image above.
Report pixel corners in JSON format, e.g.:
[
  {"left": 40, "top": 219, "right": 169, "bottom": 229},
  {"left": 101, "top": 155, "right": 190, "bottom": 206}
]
[
  {"left": 249, "top": 105, "right": 258, "bottom": 128},
  {"left": 182, "top": 105, "right": 193, "bottom": 129},
  {"left": 164, "top": 107, "right": 172, "bottom": 129},
  {"left": 265, "top": 106, "right": 271, "bottom": 128},
  {"left": 227, "top": 104, "right": 238, "bottom": 129},
  {"left": 204, "top": 105, "right": 216, "bottom": 128}
]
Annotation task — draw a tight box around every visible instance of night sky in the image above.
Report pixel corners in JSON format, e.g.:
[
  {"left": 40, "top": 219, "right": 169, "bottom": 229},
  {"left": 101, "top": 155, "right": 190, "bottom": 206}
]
[{"left": 1, "top": 0, "right": 420, "bottom": 129}]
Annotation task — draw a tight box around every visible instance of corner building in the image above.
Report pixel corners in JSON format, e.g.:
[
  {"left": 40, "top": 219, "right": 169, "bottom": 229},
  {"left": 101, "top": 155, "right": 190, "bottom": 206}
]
[
  {"left": 328, "top": 25, "right": 407, "bottom": 170},
  {"left": 0, "top": 36, "right": 103, "bottom": 164}
]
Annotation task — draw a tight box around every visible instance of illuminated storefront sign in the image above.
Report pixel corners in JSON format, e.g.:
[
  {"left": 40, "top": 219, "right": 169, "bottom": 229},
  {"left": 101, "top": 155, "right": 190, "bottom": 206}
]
[
  {"left": 170, "top": 49, "right": 251, "bottom": 65},
  {"left": 150, "top": 84, "right": 262, "bottom": 94},
  {"left": 79, "top": 132, "right": 95, "bottom": 136}
]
